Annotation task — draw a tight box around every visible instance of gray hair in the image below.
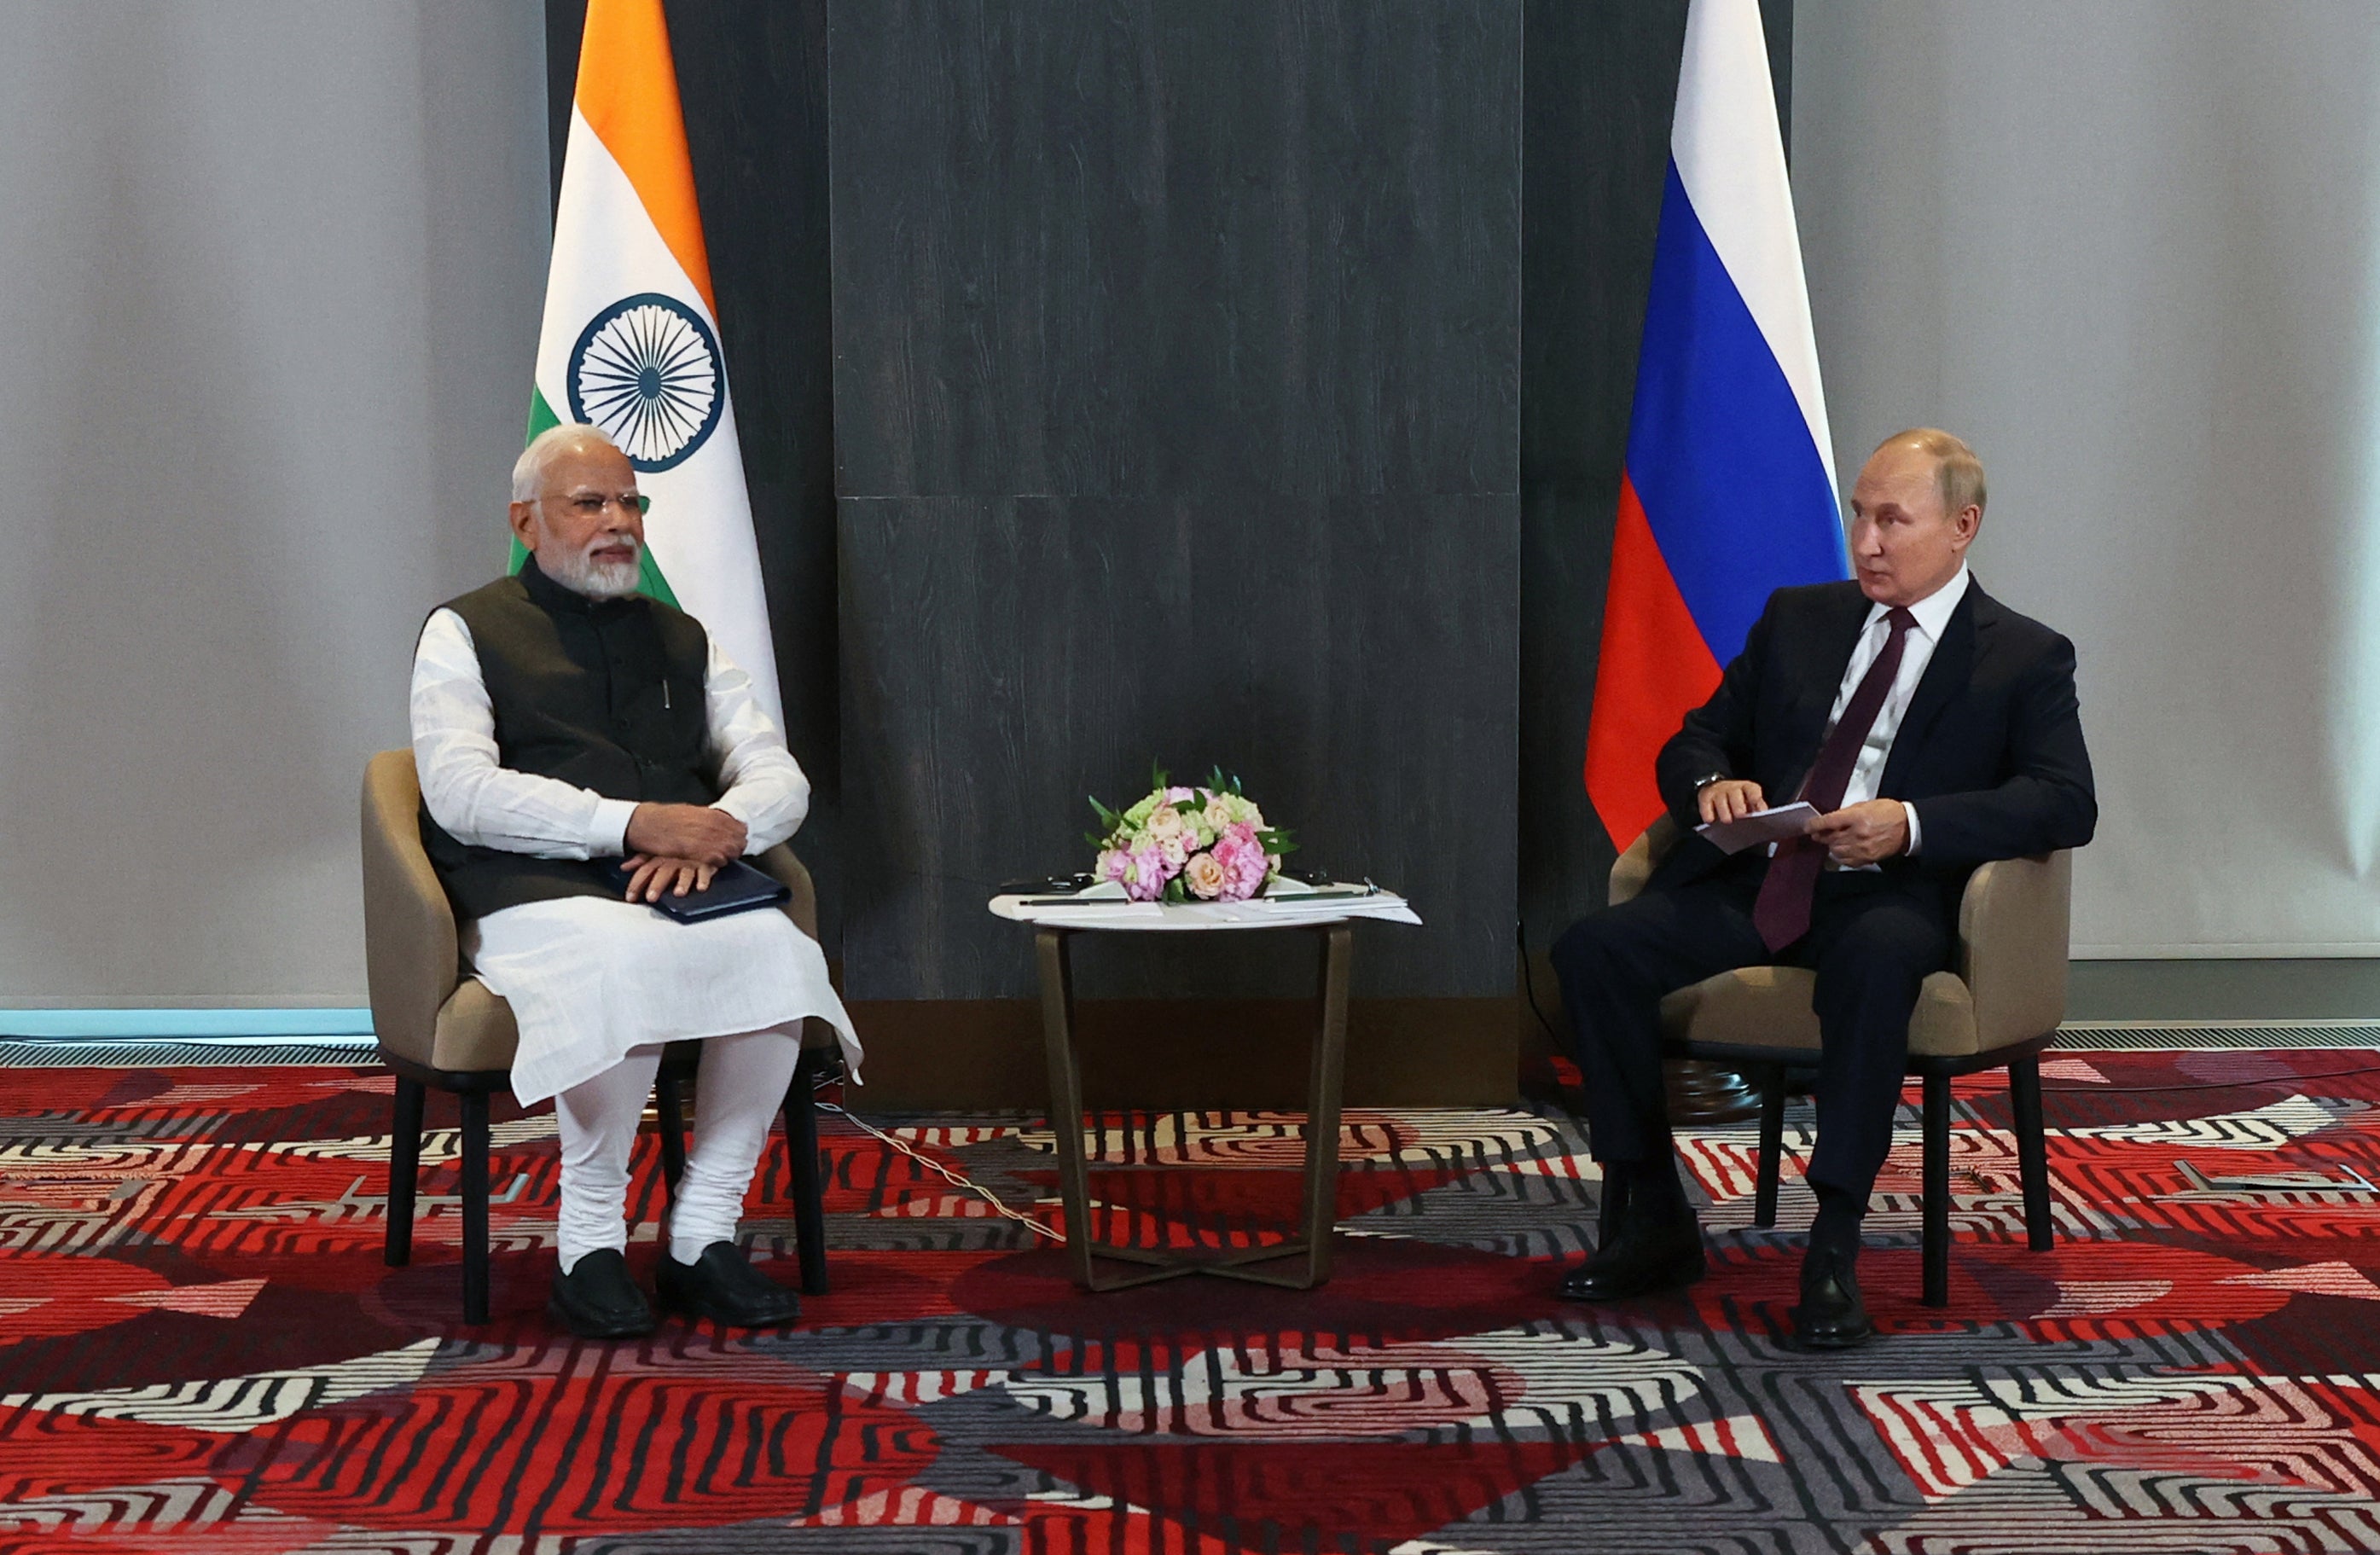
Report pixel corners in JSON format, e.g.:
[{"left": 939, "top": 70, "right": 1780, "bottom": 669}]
[
  {"left": 1876, "top": 426, "right": 1987, "bottom": 519},
  {"left": 510, "top": 422, "right": 626, "bottom": 502}
]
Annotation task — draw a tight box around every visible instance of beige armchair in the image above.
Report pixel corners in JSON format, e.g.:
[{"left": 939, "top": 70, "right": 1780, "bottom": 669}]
[
  {"left": 361, "top": 749, "right": 833, "bottom": 1323},
  {"left": 1611, "top": 815, "right": 2069, "bottom": 1306}
]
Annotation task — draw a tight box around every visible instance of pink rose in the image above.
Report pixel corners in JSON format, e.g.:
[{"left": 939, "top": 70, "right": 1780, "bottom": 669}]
[{"left": 1210, "top": 830, "right": 1268, "bottom": 901}]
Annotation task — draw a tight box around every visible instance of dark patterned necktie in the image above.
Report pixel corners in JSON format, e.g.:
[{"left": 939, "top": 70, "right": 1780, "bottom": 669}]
[{"left": 1751, "top": 606, "right": 1918, "bottom": 951}]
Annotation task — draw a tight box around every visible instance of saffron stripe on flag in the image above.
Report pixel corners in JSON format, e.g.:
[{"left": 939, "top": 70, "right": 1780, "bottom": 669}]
[{"left": 572, "top": 0, "right": 717, "bottom": 316}]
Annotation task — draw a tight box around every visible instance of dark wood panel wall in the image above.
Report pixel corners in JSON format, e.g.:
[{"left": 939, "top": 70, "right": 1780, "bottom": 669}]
[
  {"left": 829, "top": 1, "right": 1521, "bottom": 1001},
  {"left": 542, "top": 0, "right": 1793, "bottom": 1015}
]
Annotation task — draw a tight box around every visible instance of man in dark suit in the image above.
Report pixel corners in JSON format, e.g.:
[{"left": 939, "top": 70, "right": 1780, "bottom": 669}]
[{"left": 1550, "top": 428, "right": 2095, "bottom": 1348}]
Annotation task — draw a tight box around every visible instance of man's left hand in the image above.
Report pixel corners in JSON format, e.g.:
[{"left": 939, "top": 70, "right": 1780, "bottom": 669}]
[
  {"left": 1807, "top": 799, "right": 1909, "bottom": 866},
  {"left": 622, "top": 853, "right": 717, "bottom": 902}
]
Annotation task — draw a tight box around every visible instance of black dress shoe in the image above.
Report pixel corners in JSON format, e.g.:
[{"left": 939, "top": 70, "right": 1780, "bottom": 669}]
[
  {"left": 1791, "top": 1245, "right": 1875, "bottom": 1350},
  {"left": 657, "top": 1240, "right": 802, "bottom": 1328},
  {"left": 1559, "top": 1211, "right": 1707, "bottom": 1302},
  {"left": 549, "top": 1248, "right": 656, "bottom": 1340}
]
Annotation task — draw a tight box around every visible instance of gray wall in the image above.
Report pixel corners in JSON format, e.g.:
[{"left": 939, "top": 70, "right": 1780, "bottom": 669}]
[
  {"left": 1795, "top": 1, "right": 2380, "bottom": 959},
  {"left": 828, "top": 0, "right": 1523, "bottom": 1001},
  {"left": 0, "top": 3, "right": 549, "bottom": 1006}
]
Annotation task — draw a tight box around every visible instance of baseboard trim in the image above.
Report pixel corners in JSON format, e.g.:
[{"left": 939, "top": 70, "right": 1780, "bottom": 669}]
[
  {"left": 0, "top": 1008, "right": 376, "bottom": 1039},
  {"left": 850, "top": 996, "right": 1518, "bottom": 1110}
]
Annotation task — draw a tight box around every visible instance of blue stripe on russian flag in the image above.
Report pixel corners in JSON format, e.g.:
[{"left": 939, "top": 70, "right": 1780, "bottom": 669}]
[{"left": 1624, "top": 162, "right": 1847, "bottom": 665}]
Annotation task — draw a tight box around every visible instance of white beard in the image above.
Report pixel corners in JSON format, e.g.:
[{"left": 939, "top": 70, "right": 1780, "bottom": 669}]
[{"left": 542, "top": 537, "right": 643, "bottom": 600}]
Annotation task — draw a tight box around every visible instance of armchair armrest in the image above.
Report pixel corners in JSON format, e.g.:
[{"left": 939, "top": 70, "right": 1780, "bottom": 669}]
[
  {"left": 751, "top": 843, "right": 832, "bottom": 1050},
  {"left": 360, "top": 750, "right": 461, "bottom": 1065},
  {"left": 1957, "top": 850, "right": 2073, "bottom": 1051},
  {"left": 1609, "top": 814, "right": 1682, "bottom": 907},
  {"left": 752, "top": 843, "right": 820, "bottom": 942}
]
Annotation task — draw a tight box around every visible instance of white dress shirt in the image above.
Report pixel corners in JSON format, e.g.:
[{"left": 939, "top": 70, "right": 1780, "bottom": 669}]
[
  {"left": 409, "top": 607, "right": 860, "bottom": 1105},
  {"left": 411, "top": 607, "right": 810, "bottom": 861},
  {"left": 1815, "top": 563, "right": 1971, "bottom": 864}
]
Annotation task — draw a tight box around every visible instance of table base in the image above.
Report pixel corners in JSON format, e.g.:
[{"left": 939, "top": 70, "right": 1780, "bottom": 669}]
[{"left": 1036, "top": 923, "right": 1354, "bottom": 1292}]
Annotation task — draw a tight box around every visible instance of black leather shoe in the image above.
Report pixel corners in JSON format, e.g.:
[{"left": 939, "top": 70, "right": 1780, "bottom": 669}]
[
  {"left": 1791, "top": 1245, "right": 1875, "bottom": 1350},
  {"left": 549, "top": 1248, "right": 656, "bottom": 1339},
  {"left": 657, "top": 1240, "right": 802, "bottom": 1328},
  {"left": 1559, "top": 1211, "right": 1706, "bottom": 1302}
]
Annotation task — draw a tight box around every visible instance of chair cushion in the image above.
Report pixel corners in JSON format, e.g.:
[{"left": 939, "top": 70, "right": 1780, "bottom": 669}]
[
  {"left": 1658, "top": 966, "right": 1982, "bottom": 1059},
  {"left": 430, "top": 978, "right": 520, "bottom": 1075}
]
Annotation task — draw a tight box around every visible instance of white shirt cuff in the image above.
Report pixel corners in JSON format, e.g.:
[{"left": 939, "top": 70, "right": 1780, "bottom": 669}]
[
  {"left": 590, "top": 798, "right": 639, "bottom": 856},
  {"left": 1901, "top": 800, "right": 1923, "bottom": 856}
]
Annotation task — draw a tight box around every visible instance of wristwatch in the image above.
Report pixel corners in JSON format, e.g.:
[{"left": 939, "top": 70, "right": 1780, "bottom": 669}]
[{"left": 1692, "top": 773, "right": 1729, "bottom": 793}]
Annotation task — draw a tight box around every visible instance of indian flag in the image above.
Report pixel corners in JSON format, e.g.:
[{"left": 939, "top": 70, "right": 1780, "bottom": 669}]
[{"left": 525, "top": 0, "right": 783, "bottom": 729}]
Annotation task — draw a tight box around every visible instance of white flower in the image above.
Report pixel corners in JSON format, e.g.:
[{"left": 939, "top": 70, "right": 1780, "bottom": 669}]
[
  {"left": 1145, "top": 806, "right": 1186, "bottom": 842},
  {"left": 1160, "top": 834, "right": 1188, "bottom": 867}
]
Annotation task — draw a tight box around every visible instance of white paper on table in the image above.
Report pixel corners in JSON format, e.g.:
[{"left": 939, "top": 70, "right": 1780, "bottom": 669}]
[
  {"left": 1241, "top": 889, "right": 1421, "bottom": 925},
  {"left": 1694, "top": 801, "right": 1818, "bottom": 856},
  {"left": 986, "top": 881, "right": 1420, "bottom": 931}
]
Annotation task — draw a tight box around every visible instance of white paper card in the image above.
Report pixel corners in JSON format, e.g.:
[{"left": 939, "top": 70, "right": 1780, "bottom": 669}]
[{"left": 1694, "top": 801, "right": 1818, "bottom": 856}]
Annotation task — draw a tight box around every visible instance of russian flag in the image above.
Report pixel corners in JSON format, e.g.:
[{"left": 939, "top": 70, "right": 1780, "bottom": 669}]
[{"left": 1584, "top": 0, "right": 1848, "bottom": 848}]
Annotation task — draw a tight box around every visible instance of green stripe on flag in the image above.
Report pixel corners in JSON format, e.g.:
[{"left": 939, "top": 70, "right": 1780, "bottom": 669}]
[
  {"left": 636, "top": 548, "right": 680, "bottom": 607},
  {"left": 525, "top": 383, "right": 561, "bottom": 443},
  {"left": 511, "top": 385, "right": 679, "bottom": 607}
]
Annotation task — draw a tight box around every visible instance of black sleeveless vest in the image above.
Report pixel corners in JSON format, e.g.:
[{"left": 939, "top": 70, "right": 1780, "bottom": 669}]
[{"left": 419, "top": 558, "right": 716, "bottom": 920}]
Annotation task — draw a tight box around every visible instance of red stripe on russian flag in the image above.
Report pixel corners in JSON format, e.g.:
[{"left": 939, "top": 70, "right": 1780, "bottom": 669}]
[{"left": 1584, "top": 471, "right": 1723, "bottom": 850}]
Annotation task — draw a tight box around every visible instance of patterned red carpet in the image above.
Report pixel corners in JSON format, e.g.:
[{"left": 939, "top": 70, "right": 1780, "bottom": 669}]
[{"left": 3, "top": 1050, "right": 2379, "bottom": 1552}]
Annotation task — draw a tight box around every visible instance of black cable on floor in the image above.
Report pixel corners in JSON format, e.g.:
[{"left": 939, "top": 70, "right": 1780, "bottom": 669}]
[{"left": 1516, "top": 918, "right": 1567, "bottom": 1050}]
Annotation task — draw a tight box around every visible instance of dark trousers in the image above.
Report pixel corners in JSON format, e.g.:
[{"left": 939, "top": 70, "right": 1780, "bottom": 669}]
[{"left": 1549, "top": 856, "right": 1952, "bottom": 1205}]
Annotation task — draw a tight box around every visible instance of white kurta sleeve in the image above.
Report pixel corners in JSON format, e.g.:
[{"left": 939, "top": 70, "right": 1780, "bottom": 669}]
[
  {"left": 701, "top": 635, "right": 810, "bottom": 854},
  {"left": 410, "top": 608, "right": 639, "bottom": 858}
]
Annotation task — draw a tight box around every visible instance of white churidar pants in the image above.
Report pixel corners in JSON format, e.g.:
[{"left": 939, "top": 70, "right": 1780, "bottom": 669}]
[
  {"left": 553, "top": 1026, "right": 805, "bottom": 1271},
  {"left": 462, "top": 893, "right": 863, "bottom": 1273}
]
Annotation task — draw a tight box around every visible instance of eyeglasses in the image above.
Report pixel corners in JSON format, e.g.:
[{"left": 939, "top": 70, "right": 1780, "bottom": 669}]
[{"left": 543, "top": 490, "right": 651, "bottom": 517}]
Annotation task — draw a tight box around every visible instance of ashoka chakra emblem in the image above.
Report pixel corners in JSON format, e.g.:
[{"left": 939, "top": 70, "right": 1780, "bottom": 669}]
[{"left": 566, "top": 293, "right": 724, "bottom": 472}]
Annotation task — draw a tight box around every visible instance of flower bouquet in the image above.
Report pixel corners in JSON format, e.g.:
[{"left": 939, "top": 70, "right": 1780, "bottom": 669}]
[{"left": 1088, "top": 764, "right": 1297, "bottom": 902}]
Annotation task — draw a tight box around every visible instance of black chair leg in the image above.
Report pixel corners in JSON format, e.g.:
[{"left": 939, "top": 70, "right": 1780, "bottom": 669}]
[
  {"left": 1754, "top": 1065, "right": 1785, "bottom": 1229},
  {"left": 655, "top": 1064, "right": 689, "bottom": 1193},
  {"left": 386, "top": 1076, "right": 425, "bottom": 1268},
  {"left": 2007, "top": 1053, "right": 2055, "bottom": 1252},
  {"left": 786, "top": 1045, "right": 829, "bottom": 1295},
  {"left": 459, "top": 1090, "right": 491, "bottom": 1326},
  {"left": 1921, "top": 1071, "right": 1951, "bottom": 1308}
]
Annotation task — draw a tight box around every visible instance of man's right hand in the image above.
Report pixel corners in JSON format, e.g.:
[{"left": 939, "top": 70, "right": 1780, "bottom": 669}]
[
  {"left": 624, "top": 802, "right": 746, "bottom": 867},
  {"left": 1696, "top": 778, "right": 1769, "bottom": 826}
]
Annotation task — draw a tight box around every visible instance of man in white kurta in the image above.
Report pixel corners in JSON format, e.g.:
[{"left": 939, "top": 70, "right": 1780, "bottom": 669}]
[{"left": 412, "top": 423, "right": 861, "bottom": 1338}]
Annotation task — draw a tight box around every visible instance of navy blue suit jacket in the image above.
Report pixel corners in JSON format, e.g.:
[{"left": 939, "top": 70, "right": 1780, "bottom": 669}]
[{"left": 1646, "top": 577, "right": 2097, "bottom": 904}]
